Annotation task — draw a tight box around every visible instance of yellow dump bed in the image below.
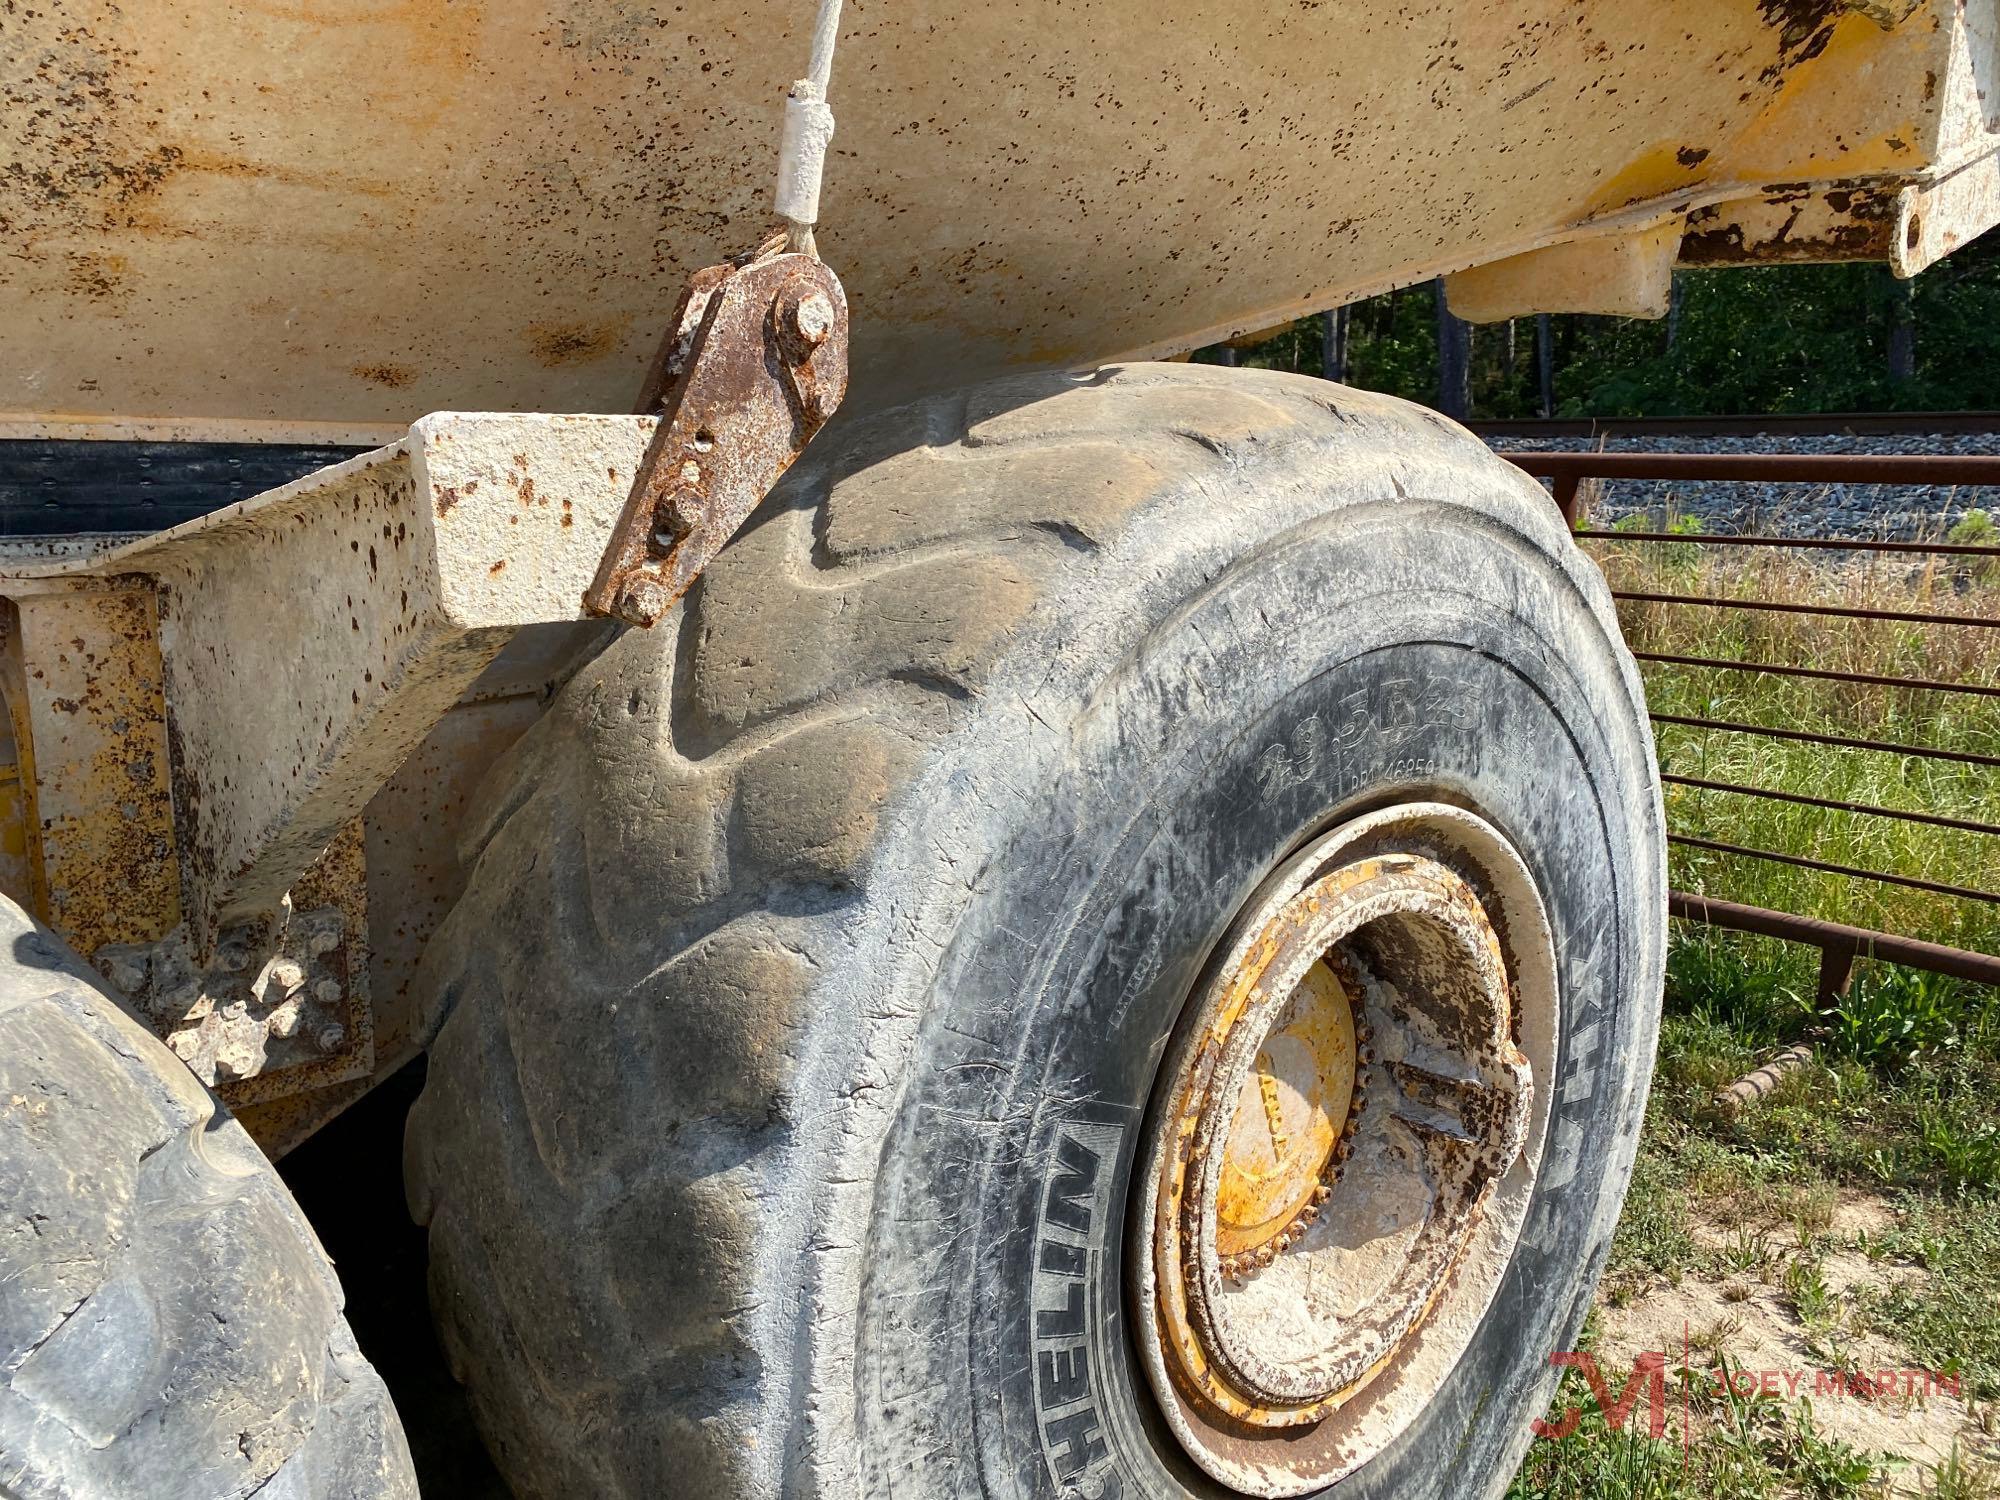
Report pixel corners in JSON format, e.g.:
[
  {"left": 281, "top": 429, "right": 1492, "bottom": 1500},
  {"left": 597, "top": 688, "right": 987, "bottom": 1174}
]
[{"left": 6, "top": 0, "right": 1999, "bottom": 433}]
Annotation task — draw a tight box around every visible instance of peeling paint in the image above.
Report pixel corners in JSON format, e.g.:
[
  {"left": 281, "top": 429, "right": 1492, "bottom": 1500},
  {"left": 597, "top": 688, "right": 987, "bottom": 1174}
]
[
  {"left": 0, "top": 584, "right": 180, "bottom": 958},
  {"left": 0, "top": 413, "right": 646, "bottom": 956}
]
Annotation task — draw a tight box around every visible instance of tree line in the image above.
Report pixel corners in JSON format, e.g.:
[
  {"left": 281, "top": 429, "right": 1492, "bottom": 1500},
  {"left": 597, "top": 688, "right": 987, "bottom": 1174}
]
[{"left": 1205, "top": 233, "right": 2000, "bottom": 418}]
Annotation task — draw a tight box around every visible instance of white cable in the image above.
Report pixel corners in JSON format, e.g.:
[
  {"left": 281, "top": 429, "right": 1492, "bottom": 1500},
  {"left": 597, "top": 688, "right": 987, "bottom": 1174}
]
[
  {"left": 804, "top": 0, "right": 843, "bottom": 91},
  {"left": 775, "top": 0, "right": 845, "bottom": 254}
]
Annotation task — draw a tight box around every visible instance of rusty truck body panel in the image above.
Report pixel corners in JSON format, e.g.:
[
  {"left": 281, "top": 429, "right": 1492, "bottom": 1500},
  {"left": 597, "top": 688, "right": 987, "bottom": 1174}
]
[{"left": 6, "top": 0, "right": 2000, "bottom": 437}]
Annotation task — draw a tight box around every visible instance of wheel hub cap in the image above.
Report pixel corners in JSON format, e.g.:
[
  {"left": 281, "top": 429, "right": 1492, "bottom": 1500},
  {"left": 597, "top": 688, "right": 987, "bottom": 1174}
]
[{"left": 1133, "top": 805, "right": 1558, "bottom": 1497}]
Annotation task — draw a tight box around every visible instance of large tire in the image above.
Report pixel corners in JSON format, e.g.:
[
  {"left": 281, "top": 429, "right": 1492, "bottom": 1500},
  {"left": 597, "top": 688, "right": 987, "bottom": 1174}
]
[
  {"left": 0, "top": 897, "right": 418, "bottom": 1500},
  {"left": 406, "top": 365, "right": 1665, "bottom": 1499}
]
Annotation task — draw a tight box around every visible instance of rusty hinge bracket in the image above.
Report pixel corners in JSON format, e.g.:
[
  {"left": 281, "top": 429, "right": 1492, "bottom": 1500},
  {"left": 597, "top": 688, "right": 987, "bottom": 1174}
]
[{"left": 584, "top": 240, "right": 850, "bottom": 625}]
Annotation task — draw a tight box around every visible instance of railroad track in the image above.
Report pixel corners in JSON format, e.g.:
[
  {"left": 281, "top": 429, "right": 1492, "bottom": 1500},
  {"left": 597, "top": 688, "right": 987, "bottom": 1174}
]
[{"left": 1469, "top": 410, "right": 2000, "bottom": 439}]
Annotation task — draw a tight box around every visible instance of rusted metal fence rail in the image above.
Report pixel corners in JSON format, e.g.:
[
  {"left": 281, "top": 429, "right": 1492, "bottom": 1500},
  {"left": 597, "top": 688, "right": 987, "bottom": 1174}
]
[
  {"left": 1513, "top": 451, "right": 2000, "bottom": 527},
  {"left": 1502, "top": 447, "right": 2000, "bottom": 998},
  {"left": 1668, "top": 894, "right": 2000, "bottom": 1004}
]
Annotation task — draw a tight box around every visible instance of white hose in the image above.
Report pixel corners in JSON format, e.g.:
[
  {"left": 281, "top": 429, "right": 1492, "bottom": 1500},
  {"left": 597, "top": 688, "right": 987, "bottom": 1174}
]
[{"left": 775, "top": 0, "right": 844, "bottom": 253}]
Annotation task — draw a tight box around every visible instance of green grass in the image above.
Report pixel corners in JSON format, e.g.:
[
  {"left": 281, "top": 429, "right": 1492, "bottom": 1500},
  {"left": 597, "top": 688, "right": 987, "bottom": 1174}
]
[
  {"left": 1948, "top": 511, "right": 1999, "bottom": 587},
  {"left": 1506, "top": 532, "right": 2000, "bottom": 1497},
  {"left": 1511, "top": 993, "right": 2000, "bottom": 1498},
  {"left": 1508, "top": 1350, "right": 1892, "bottom": 1500},
  {"left": 1862, "top": 1204, "right": 2000, "bottom": 1406},
  {"left": 1591, "top": 516, "right": 2000, "bottom": 960}
]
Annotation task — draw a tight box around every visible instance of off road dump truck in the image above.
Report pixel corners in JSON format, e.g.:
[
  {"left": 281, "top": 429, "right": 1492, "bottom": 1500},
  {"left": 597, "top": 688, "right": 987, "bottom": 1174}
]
[{"left": 4, "top": 2, "right": 1998, "bottom": 1496}]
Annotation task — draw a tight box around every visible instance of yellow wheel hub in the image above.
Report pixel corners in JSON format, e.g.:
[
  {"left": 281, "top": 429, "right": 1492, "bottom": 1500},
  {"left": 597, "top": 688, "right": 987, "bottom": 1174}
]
[
  {"left": 1131, "top": 804, "right": 1559, "bottom": 1498},
  {"left": 1213, "top": 961, "right": 1363, "bottom": 1273}
]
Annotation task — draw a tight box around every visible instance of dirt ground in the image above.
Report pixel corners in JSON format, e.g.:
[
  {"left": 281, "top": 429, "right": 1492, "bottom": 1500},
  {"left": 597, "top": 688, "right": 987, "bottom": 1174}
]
[{"left": 1592, "top": 1189, "right": 1996, "bottom": 1493}]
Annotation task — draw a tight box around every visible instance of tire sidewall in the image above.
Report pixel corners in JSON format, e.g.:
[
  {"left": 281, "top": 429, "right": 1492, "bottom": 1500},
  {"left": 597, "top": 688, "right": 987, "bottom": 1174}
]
[{"left": 857, "top": 497, "right": 1663, "bottom": 1499}]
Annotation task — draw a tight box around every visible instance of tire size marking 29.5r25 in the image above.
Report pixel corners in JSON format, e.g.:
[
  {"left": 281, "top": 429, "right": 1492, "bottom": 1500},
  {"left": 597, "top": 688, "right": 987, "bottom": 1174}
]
[{"left": 1252, "top": 673, "right": 1475, "bottom": 802}]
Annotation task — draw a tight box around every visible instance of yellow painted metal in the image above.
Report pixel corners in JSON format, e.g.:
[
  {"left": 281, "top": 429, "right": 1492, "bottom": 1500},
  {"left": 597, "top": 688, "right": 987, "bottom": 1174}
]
[
  {"left": 0, "top": 414, "right": 645, "bottom": 952},
  {"left": 1446, "top": 222, "right": 1684, "bottom": 323},
  {"left": 0, "top": 773, "right": 33, "bottom": 913},
  {"left": 0, "top": 417, "right": 631, "bottom": 1144},
  {"left": 4, "top": 1, "right": 1997, "bottom": 429},
  {"left": 0, "top": 612, "right": 52, "bottom": 924},
  {"left": 1215, "top": 961, "right": 1355, "bottom": 1259}
]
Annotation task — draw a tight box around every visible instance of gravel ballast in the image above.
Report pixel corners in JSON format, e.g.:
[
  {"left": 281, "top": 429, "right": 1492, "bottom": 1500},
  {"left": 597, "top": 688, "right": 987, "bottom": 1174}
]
[{"left": 1483, "top": 430, "right": 2000, "bottom": 540}]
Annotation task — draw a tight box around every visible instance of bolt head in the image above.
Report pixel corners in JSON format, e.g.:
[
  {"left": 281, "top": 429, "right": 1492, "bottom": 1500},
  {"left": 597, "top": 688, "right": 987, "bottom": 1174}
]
[
  {"left": 314, "top": 1022, "right": 346, "bottom": 1053},
  {"left": 792, "top": 290, "right": 835, "bottom": 346},
  {"left": 313, "top": 979, "right": 343, "bottom": 1005},
  {"left": 618, "top": 576, "right": 671, "bottom": 627}
]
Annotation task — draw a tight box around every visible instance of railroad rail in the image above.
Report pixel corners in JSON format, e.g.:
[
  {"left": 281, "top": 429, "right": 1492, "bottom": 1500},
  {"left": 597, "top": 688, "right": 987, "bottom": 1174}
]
[
  {"left": 1503, "top": 446, "right": 2000, "bottom": 1001},
  {"left": 1506, "top": 450, "right": 2000, "bottom": 526},
  {"left": 1474, "top": 411, "right": 2000, "bottom": 440}
]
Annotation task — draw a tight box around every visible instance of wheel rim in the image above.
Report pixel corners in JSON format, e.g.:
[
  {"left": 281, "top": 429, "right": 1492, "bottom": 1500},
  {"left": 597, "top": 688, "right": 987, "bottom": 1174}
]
[{"left": 1132, "top": 803, "right": 1560, "bottom": 1497}]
